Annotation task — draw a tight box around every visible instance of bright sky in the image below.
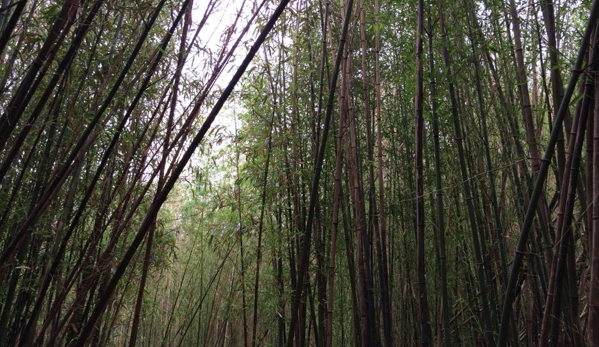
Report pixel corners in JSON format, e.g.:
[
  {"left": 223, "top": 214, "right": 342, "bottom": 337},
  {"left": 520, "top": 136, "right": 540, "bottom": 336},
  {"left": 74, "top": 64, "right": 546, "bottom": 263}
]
[{"left": 180, "top": 0, "right": 264, "bottom": 184}]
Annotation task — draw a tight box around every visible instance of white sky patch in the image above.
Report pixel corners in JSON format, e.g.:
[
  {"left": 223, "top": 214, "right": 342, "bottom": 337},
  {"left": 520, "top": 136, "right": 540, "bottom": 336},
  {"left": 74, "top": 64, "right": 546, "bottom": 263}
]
[{"left": 179, "top": 0, "right": 263, "bottom": 187}]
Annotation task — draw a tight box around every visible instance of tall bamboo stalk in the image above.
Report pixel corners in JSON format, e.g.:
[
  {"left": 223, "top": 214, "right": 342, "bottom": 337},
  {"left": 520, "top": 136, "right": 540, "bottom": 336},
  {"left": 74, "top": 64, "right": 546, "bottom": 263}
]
[
  {"left": 415, "top": 0, "right": 432, "bottom": 345},
  {"left": 374, "top": 0, "right": 392, "bottom": 343},
  {"left": 427, "top": 8, "right": 452, "bottom": 347},
  {"left": 251, "top": 50, "right": 277, "bottom": 347},
  {"left": 326, "top": 62, "right": 345, "bottom": 347},
  {"left": 437, "top": 2, "right": 493, "bottom": 345},
  {"left": 285, "top": 0, "right": 353, "bottom": 344}
]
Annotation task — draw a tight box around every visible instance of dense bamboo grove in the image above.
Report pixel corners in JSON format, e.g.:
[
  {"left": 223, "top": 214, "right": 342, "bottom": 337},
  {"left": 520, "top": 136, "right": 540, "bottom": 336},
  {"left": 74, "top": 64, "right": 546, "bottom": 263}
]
[{"left": 1, "top": 0, "right": 598, "bottom": 346}]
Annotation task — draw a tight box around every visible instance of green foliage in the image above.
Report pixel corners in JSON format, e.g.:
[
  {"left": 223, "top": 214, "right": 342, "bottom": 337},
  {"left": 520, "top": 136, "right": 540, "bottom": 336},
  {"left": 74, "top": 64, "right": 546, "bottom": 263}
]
[{"left": 0, "top": 0, "right": 595, "bottom": 345}]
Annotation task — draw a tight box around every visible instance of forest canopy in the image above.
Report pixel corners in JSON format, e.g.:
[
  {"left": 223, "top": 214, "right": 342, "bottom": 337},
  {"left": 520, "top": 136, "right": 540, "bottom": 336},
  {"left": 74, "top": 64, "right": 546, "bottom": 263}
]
[{"left": 0, "top": 0, "right": 598, "bottom": 346}]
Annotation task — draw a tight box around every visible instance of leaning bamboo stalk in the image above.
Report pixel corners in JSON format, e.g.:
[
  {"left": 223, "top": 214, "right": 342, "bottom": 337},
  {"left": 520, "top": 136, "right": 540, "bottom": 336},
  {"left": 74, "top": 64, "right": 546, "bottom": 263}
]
[
  {"left": 128, "top": 4, "right": 193, "bottom": 345},
  {"left": 0, "top": 0, "right": 172, "bottom": 276},
  {"left": 0, "top": 0, "right": 78, "bottom": 151},
  {"left": 72, "top": 1, "right": 291, "bottom": 344},
  {"left": 589, "top": 57, "right": 599, "bottom": 347},
  {"left": 536, "top": 52, "right": 586, "bottom": 347},
  {"left": 541, "top": 27, "right": 599, "bottom": 347},
  {"left": 0, "top": 0, "right": 26, "bottom": 59},
  {"left": 507, "top": 0, "right": 554, "bottom": 260},
  {"left": 17, "top": 5, "right": 191, "bottom": 340},
  {"left": 497, "top": 0, "right": 599, "bottom": 345}
]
